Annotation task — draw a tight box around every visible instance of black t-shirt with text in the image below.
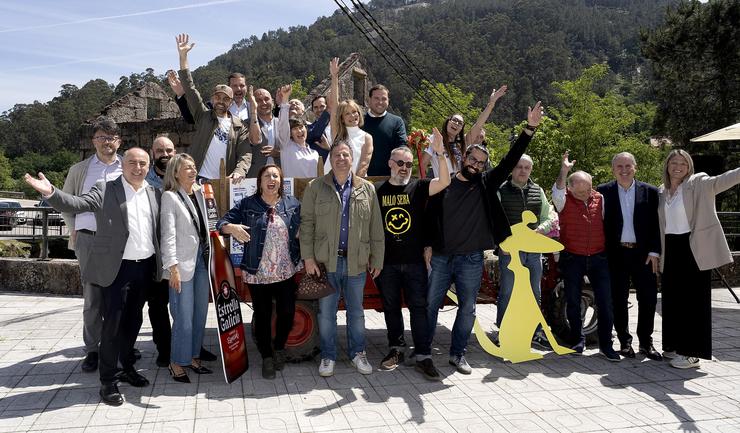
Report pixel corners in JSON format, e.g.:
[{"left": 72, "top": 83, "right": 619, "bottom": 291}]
[{"left": 375, "top": 179, "right": 431, "bottom": 264}]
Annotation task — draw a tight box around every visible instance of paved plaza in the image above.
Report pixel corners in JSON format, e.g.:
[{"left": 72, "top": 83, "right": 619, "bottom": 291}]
[{"left": 0, "top": 288, "right": 738, "bottom": 433}]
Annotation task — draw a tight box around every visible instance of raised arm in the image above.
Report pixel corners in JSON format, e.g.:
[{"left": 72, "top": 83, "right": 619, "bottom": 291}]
[
  {"left": 276, "top": 84, "right": 292, "bottom": 149},
  {"left": 175, "top": 33, "right": 207, "bottom": 124},
  {"left": 24, "top": 172, "right": 102, "bottom": 214},
  {"left": 466, "top": 85, "right": 507, "bottom": 145},
  {"left": 552, "top": 151, "right": 575, "bottom": 212},
  {"left": 428, "top": 127, "right": 451, "bottom": 196},
  {"left": 486, "top": 101, "right": 543, "bottom": 187},
  {"left": 328, "top": 57, "right": 340, "bottom": 141},
  {"left": 246, "top": 85, "right": 261, "bottom": 145},
  {"left": 168, "top": 70, "right": 195, "bottom": 125}
]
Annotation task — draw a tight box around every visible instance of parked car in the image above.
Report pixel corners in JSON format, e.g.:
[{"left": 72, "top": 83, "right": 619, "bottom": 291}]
[
  {"left": 33, "top": 200, "right": 64, "bottom": 226},
  {"left": 0, "top": 202, "right": 18, "bottom": 230},
  {"left": 0, "top": 200, "right": 27, "bottom": 224}
]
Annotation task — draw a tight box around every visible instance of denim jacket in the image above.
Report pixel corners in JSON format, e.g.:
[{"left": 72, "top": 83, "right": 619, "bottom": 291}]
[{"left": 216, "top": 194, "right": 301, "bottom": 274}]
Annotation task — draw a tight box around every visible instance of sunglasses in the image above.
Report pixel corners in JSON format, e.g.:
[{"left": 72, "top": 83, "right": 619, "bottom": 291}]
[{"left": 392, "top": 160, "right": 414, "bottom": 169}]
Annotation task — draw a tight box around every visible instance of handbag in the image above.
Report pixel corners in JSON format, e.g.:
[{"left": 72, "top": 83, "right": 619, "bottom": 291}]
[{"left": 296, "top": 263, "right": 335, "bottom": 300}]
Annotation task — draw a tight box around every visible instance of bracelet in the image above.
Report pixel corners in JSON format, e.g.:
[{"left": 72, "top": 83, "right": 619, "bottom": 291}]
[{"left": 525, "top": 124, "right": 537, "bottom": 131}]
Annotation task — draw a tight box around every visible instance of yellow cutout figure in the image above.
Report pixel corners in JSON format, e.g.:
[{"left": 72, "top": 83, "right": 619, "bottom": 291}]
[{"left": 447, "top": 210, "right": 573, "bottom": 362}]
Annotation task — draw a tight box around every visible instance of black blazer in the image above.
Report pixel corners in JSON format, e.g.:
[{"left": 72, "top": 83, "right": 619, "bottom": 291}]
[{"left": 597, "top": 180, "right": 660, "bottom": 258}]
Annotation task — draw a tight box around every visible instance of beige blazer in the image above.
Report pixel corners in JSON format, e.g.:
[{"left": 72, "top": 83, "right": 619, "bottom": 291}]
[
  {"left": 160, "top": 187, "right": 209, "bottom": 282},
  {"left": 658, "top": 168, "right": 740, "bottom": 271}
]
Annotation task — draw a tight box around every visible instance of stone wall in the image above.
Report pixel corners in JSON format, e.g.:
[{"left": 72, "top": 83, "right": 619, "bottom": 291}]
[{"left": 0, "top": 258, "right": 82, "bottom": 296}]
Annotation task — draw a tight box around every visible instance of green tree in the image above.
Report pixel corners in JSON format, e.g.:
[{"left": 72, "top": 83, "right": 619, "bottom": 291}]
[
  {"left": 641, "top": 0, "right": 740, "bottom": 146},
  {"left": 0, "top": 151, "right": 14, "bottom": 190}
]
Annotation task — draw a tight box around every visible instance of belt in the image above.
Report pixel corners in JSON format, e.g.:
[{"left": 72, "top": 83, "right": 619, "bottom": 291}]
[
  {"left": 77, "top": 229, "right": 95, "bottom": 235},
  {"left": 337, "top": 249, "right": 347, "bottom": 257},
  {"left": 620, "top": 242, "right": 637, "bottom": 249},
  {"left": 123, "top": 255, "right": 154, "bottom": 263}
]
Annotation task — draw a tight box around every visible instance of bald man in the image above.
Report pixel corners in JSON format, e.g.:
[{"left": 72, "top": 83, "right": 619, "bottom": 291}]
[
  {"left": 25, "top": 147, "right": 163, "bottom": 406},
  {"left": 552, "top": 151, "right": 619, "bottom": 362}
]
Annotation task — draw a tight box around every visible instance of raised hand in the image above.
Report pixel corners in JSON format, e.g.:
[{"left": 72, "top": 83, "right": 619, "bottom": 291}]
[
  {"left": 329, "top": 57, "right": 340, "bottom": 77},
  {"left": 167, "top": 70, "right": 184, "bottom": 97},
  {"left": 491, "top": 85, "right": 508, "bottom": 104},
  {"left": 561, "top": 151, "right": 576, "bottom": 172},
  {"left": 279, "top": 84, "right": 292, "bottom": 103},
  {"left": 176, "top": 33, "right": 194, "bottom": 57},
  {"left": 23, "top": 172, "right": 54, "bottom": 197},
  {"left": 430, "top": 127, "right": 444, "bottom": 155},
  {"left": 247, "top": 85, "right": 256, "bottom": 107},
  {"left": 527, "top": 100, "right": 544, "bottom": 127}
]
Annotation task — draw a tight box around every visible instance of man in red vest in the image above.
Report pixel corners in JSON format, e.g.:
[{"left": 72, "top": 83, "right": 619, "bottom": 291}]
[{"left": 552, "top": 151, "right": 619, "bottom": 361}]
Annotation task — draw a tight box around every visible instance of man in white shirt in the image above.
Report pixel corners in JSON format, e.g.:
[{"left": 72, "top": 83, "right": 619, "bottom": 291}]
[
  {"left": 24, "top": 147, "right": 163, "bottom": 406},
  {"left": 61, "top": 117, "right": 123, "bottom": 373}
]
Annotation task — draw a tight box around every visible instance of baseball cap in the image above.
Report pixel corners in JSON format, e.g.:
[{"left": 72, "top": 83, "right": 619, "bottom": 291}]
[{"left": 213, "top": 84, "right": 233, "bottom": 99}]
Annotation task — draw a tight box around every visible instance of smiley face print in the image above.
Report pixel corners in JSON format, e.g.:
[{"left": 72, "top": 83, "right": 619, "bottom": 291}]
[{"left": 385, "top": 207, "right": 411, "bottom": 235}]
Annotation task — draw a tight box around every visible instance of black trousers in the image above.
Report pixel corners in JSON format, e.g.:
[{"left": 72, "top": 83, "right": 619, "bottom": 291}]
[
  {"left": 99, "top": 256, "right": 155, "bottom": 384},
  {"left": 248, "top": 278, "right": 297, "bottom": 359},
  {"left": 607, "top": 246, "right": 658, "bottom": 347},
  {"left": 661, "top": 233, "right": 712, "bottom": 359},
  {"left": 147, "top": 278, "right": 171, "bottom": 359}
]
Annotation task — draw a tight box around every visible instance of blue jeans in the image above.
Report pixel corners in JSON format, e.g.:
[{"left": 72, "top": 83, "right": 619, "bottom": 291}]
[
  {"left": 426, "top": 252, "right": 484, "bottom": 357},
  {"left": 319, "top": 256, "right": 367, "bottom": 360},
  {"left": 169, "top": 248, "right": 210, "bottom": 366},
  {"left": 559, "top": 251, "right": 614, "bottom": 349},
  {"left": 375, "top": 262, "right": 431, "bottom": 356},
  {"left": 497, "top": 252, "right": 542, "bottom": 327}
]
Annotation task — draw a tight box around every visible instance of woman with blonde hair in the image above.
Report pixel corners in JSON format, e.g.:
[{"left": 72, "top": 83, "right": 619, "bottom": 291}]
[
  {"left": 658, "top": 149, "right": 740, "bottom": 369},
  {"left": 160, "top": 153, "right": 213, "bottom": 383},
  {"left": 323, "top": 57, "right": 373, "bottom": 176}
]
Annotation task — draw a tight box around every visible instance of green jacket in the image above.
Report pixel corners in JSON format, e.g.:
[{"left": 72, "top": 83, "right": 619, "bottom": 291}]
[
  {"left": 178, "top": 69, "right": 251, "bottom": 177},
  {"left": 300, "top": 173, "right": 385, "bottom": 275}
]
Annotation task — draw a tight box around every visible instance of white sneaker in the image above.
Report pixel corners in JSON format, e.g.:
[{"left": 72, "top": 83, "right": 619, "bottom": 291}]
[
  {"left": 662, "top": 350, "right": 677, "bottom": 359},
  {"left": 318, "top": 358, "right": 335, "bottom": 377},
  {"left": 352, "top": 351, "right": 372, "bottom": 375},
  {"left": 670, "top": 356, "right": 700, "bottom": 369}
]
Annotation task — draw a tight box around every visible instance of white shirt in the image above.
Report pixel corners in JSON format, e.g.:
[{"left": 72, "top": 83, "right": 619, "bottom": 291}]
[
  {"left": 664, "top": 184, "right": 691, "bottom": 234},
  {"left": 424, "top": 145, "right": 456, "bottom": 177},
  {"left": 199, "top": 116, "right": 232, "bottom": 179},
  {"left": 75, "top": 155, "right": 122, "bottom": 231},
  {"left": 280, "top": 140, "right": 319, "bottom": 178},
  {"left": 367, "top": 110, "right": 387, "bottom": 118},
  {"left": 324, "top": 126, "right": 365, "bottom": 174},
  {"left": 229, "top": 100, "right": 251, "bottom": 121},
  {"left": 617, "top": 180, "right": 637, "bottom": 243},
  {"left": 121, "top": 178, "right": 156, "bottom": 260}
]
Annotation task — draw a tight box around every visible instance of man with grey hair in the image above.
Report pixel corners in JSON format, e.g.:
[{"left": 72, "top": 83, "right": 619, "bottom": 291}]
[
  {"left": 496, "top": 153, "right": 554, "bottom": 348},
  {"left": 552, "top": 151, "right": 619, "bottom": 361},
  {"left": 374, "top": 129, "right": 450, "bottom": 380},
  {"left": 597, "top": 152, "right": 662, "bottom": 360}
]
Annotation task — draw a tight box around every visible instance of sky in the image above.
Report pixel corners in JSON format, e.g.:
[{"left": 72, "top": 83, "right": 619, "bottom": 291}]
[{"left": 0, "top": 0, "right": 341, "bottom": 113}]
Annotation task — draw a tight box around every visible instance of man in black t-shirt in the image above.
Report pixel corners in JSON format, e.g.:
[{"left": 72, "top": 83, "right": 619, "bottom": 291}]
[
  {"left": 375, "top": 128, "right": 450, "bottom": 380},
  {"left": 425, "top": 101, "right": 543, "bottom": 375}
]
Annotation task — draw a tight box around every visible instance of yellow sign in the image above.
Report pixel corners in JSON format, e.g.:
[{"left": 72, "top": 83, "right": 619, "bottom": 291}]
[{"left": 448, "top": 210, "right": 573, "bottom": 363}]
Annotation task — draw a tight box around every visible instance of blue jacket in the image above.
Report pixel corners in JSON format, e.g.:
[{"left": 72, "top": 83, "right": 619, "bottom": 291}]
[{"left": 216, "top": 194, "right": 301, "bottom": 274}]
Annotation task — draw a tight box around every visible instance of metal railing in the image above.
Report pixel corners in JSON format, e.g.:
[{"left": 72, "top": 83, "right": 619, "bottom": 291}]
[
  {"left": 0, "top": 206, "right": 69, "bottom": 259},
  {"left": 718, "top": 212, "right": 740, "bottom": 252}
]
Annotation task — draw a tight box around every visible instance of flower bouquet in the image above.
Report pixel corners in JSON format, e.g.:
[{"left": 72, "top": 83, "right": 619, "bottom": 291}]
[{"left": 407, "top": 129, "right": 430, "bottom": 178}]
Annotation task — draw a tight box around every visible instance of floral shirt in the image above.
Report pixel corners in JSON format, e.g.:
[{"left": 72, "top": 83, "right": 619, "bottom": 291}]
[{"left": 243, "top": 211, "right": 299, "bottom": 284}]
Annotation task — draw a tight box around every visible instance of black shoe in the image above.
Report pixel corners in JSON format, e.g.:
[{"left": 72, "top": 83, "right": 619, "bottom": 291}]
[
  {"left": 117, "top": 370, "right": 150, "bottom": 387},
  {"left": 130, "top": 348, "right": 142, "bottom": 360},
  {"left": 99, "top": 383, "right": 123, "bottom": 406},
  {"left": 156, "top": 354, "right": 170, "bottom": 368},
  {"left": 199, "top": 347, "right": 217, "bottom": 362},
  {"left": 639, "top": 345, "right": 663, "bottom": 361},
  {"left": 186, "top": 362, "right": 213, "bottom": 374},
  {"left": 380, "top": 348, "right": 404, "bottom": 371},
  {"left": 619, "top": 344, "right": 636, "bottom": 358},
  {"left": 599, "top": 347, "right": 622, "bottom": 362},
  {"left": 81, "top": 352, "right": 98, "bottom": 372},
  {"left": 168, "top": 365, "right": 191, "bottom": 383},
  {"left": 415, "top": 358, "right": 441, "bottom": 381},
  {"left": 274, "top": 350, "right": 286, "bottom": 371},
  {"left": 571, "top": 341, "right": 585, "bottom": 355},
  {"left": 262, "top": 357, "right": 276, "bottom": 379}
]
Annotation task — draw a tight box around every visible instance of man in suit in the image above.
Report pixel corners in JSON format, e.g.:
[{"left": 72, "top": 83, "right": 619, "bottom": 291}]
[
  {"left": 24, "top": 147, "right": 163, "bottom": 406},
  {"left": 597, "top": 152, "right": 662, "bottom": 360},
  {"left": 61, "top": 116, "right": 123, "bottom": 373}
]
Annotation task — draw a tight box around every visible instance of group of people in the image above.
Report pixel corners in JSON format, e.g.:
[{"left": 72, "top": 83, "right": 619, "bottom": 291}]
[{"left": 20, "top": 33, "right": 739, "bottom": 407}]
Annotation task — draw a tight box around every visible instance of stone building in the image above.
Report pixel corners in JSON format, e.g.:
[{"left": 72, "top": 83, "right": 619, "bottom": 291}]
[{"left": 303, "top": 53, "right": 370, "bottom": 120}]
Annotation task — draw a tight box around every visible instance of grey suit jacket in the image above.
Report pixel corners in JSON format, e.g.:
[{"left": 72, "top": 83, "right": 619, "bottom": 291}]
[
  {"left": 47, "top": 176, "right": 163, "bottom": 287},
  {"left": 160, "top": 187, "right": 209, "bottom": 281},
  {"left": 60, "top": 155, "right": 93, "bottom": 249}
]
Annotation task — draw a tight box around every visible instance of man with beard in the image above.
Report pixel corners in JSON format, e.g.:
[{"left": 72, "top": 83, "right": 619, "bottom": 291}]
[
  {"left": 176, "top": 33, "right": 259, "bottom": 182},
  {"left": 374, "top": 128, "right": 450, "bottom": 380},
  {"left": 246, "top": 88, "right": 279, "bottom": 178},
  {"left": 363, "top": 84, "right": 408, "bottom": 176},
  {"left": 61, "top": 116, "right": 123, "bottom": 373},
  {"left": 424, "top": 101, "right": 543, "bottom": 374},
  {"left": 144, "top": 135, "right": 218, "bottom": 365}
]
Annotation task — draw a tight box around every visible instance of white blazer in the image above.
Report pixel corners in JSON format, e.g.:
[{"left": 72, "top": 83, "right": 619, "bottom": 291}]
[{"left": 160, "top": 187, "right": 209, "bottom": 281}]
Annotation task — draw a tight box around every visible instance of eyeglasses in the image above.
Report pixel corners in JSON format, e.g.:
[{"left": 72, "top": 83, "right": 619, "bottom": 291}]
[
  {"left": 466, "top": 155, "right": 486, "bottom": 168},
  {"left": 392, "top": 160, "right": 413, "bottom": 169},
  {"left": 449, "top": 118, "right": 464, "bottom": 126},
  {"left": 94, "top": 135, "right": 119, "bottom": 142}
]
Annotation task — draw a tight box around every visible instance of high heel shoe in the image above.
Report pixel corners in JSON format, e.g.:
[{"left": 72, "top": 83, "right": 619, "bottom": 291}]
[
  {"left": 186, "top": 362, "right": 213, "bottom": 374},
  {"left": 169, "top": 365, "right": 191, "bottom": 383}
]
